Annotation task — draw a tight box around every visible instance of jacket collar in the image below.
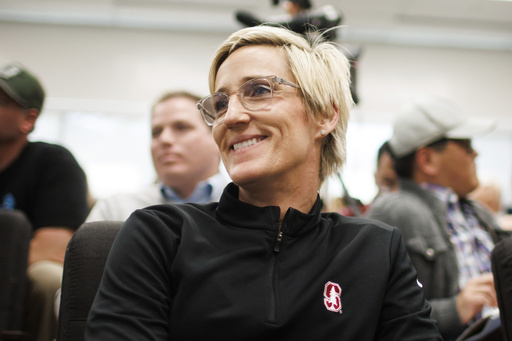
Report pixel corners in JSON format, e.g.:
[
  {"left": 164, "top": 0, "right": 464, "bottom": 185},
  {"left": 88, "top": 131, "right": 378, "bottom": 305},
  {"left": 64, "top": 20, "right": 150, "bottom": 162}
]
[
  {"left": 399, "top": 179, "right": 448, "bottom": 213},
  {"left": 216, "top": 183, "right": 322, "bottom": 236},
  {"left": 398, "top": 178, "right": 503, "bottom": 244}
]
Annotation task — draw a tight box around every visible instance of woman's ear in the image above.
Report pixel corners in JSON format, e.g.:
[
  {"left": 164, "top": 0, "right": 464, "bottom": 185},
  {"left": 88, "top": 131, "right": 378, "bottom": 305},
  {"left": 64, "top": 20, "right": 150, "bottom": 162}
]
[{"left": 317, "top": 104, "right": 339, "bottom": 138}]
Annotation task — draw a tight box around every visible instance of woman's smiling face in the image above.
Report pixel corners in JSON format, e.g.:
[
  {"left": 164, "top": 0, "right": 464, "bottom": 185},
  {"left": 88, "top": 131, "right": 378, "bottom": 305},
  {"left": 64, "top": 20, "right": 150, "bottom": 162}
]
[{"left": 212, "top": 45, "right": 323, "bottom": 190}]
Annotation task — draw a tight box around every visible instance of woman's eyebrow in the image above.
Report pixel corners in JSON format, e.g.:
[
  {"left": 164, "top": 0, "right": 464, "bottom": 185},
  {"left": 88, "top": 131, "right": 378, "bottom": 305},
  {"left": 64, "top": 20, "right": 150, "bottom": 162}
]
[{"left": 214, "top": 75, "right": 266, "bottom": 93}]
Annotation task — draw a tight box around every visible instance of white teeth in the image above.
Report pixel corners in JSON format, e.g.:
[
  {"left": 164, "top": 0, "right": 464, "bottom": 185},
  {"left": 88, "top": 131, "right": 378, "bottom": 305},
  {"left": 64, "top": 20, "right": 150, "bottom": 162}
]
[{"left": 233, "top": 138, "right": 260, "bottom": 151}]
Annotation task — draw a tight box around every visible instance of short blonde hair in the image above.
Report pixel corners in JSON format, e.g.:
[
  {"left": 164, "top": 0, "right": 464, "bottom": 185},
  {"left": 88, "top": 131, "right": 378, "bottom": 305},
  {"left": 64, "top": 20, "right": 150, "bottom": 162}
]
[{"left": 208, "top": 26, "right": 352, "bottom": 184}]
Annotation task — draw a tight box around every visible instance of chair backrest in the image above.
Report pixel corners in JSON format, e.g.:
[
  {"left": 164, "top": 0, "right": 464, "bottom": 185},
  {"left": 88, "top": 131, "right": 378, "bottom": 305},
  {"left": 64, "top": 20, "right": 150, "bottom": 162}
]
[
  {"left": 0, "top": 210, "right": 31, "bottom": 334},
  {"left": 56, "top": 221, "right": 123, "bottom": 341},
  {"left": 491, "top": 236, "right": 512, "bottom": 341}
]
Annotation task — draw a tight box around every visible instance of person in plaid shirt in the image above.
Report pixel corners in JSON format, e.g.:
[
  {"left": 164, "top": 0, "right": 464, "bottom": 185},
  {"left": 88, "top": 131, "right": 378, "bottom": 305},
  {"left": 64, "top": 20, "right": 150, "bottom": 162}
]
[{"left": 367, "top": 96, "right": 510, "bottom": 341}]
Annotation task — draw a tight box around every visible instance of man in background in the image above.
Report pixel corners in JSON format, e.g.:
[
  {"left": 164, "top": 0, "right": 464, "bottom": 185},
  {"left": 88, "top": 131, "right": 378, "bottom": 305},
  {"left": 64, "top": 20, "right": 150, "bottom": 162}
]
[
  {"left": 373, "top": 140, "right": 398, "bottom": 199},
  {"left": 367, "top": 96, "right": 509, "bottom": 340},
  {"left": 469, "top": 178, "right": 512, "bottom": 231},
  {"left": 335, "top": 141, "right": 398, "bottom": 216},
  {"left": 87, "top": 91, "right": 228, "bottom": 222},
  {"left": 235, "top": 0, "right": 341, "bottom": 41},
  {"left": 0, "top": 62, "right": 89, "bottom": 341}
]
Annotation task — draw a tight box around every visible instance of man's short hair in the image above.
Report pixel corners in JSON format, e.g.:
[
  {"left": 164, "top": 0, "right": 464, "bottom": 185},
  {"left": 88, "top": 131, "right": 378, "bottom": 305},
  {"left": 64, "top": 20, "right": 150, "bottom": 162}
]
[
  {"left": 376, "top": 141, "right": 391, "bottom": 165},
  {"left": 150, "top": 91, "right": 207, "bottom": 126}
]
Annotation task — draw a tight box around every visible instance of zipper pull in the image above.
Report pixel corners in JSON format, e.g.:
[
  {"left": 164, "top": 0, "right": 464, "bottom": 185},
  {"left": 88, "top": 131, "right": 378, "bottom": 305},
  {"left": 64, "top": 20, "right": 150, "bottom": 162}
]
[{"left": 274, "top": 231, "right": 283, "bottom": 252}]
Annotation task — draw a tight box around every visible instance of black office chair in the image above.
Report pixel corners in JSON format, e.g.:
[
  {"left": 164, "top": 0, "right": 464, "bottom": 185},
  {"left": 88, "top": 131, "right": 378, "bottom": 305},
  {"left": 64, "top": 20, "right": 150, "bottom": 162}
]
[
  {"left": 0, "top": 211, "right": 31, "bottom": 341},
  {"left": 56, "top": 221, "right": 123, "bottom": 341},
  {"left": 491, "top": 237, "right": 512, "bottom": 341}
]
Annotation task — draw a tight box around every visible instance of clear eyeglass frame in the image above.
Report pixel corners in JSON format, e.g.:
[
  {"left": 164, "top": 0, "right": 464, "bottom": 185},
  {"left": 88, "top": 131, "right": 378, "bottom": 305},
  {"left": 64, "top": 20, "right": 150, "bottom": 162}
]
[{"left": 196, "top": 75, "right": 300, "bottom": 126}]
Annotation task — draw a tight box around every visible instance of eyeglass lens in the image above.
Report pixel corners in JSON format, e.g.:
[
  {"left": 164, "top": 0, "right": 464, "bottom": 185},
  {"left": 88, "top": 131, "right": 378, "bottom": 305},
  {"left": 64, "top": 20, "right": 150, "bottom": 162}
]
[
  {"left": 211, "top": 78, "right": 273, "bottom": 117},
  {"left": 198, "top": 76, "right": 299, "bottom": 126}
]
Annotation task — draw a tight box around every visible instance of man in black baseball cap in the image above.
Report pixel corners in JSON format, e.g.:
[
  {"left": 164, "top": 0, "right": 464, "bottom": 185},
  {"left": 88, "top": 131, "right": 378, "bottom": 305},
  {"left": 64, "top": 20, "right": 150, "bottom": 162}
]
[{"left": 0, "top": 63, "right": 89, "bottom": 341}]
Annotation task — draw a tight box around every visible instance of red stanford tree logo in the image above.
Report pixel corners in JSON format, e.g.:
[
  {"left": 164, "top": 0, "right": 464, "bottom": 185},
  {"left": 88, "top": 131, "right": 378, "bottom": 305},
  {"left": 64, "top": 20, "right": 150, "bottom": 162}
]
[{"left": 323, "top": 281, "right": 342, "bottom": 313}]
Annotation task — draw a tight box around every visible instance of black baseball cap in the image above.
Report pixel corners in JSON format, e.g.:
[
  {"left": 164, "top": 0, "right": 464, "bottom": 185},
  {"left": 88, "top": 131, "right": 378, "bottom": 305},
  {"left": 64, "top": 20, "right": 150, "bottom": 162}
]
[{"left": 0, "top": 63, "right": 45, "bottom": 112}]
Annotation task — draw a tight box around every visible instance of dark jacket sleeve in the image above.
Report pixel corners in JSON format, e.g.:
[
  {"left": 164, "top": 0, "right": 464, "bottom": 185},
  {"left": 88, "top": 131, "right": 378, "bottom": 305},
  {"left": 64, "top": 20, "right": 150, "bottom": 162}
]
[
  {"left": 85, "top": 208, "right": 180, "bottom": 340},
  {"left": 376, "top": 227, "right": 442, "bottom": 340}
]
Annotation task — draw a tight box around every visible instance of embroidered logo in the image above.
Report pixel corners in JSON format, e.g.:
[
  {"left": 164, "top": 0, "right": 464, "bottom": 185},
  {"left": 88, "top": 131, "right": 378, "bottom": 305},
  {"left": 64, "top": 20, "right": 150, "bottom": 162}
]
[{"left": 323, "top": 281, "right": 342, "bottom": 313}]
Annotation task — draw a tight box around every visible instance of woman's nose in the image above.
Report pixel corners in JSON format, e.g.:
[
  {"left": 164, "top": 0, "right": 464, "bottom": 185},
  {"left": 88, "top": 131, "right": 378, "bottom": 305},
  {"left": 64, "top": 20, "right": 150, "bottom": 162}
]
[{"left": 221, "top": 95, "right": 251, "bottom": 128}]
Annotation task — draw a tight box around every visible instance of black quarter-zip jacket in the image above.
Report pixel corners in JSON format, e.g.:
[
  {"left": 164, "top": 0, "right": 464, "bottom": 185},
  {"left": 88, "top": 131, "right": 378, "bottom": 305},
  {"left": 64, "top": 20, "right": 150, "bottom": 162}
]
[{"left": 86, "top": 183, "right": 441, "bottom": 341}]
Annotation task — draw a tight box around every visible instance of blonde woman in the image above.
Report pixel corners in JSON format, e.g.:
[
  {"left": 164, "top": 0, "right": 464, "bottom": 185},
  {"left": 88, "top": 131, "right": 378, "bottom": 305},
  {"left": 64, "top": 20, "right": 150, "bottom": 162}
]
[{"left": 86, "top": 26, "right": 441, "bottom": 340}]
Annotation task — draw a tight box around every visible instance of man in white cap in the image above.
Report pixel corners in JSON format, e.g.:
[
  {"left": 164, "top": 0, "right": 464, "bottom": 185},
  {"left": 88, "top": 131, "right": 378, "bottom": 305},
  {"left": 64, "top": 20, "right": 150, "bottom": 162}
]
[{"left": 366, "top": 96, "right": 509, "bottom": 341}]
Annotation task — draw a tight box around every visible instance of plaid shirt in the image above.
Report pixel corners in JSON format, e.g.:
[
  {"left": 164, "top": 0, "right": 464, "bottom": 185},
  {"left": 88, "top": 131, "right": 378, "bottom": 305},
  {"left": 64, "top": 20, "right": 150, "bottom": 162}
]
[{"left": 421, "top": 183, "right": 495, "bottom": 290}]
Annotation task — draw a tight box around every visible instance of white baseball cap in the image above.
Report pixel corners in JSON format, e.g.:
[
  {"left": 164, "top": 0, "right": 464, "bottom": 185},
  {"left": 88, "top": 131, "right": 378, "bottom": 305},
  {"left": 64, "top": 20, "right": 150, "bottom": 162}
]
[{"left": 389, "top": 96, "right": 496, "bottom": 158}]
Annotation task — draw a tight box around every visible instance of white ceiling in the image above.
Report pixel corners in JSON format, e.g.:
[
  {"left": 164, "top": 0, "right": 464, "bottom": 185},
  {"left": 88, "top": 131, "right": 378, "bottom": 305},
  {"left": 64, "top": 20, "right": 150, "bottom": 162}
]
[{"left": 1, "top": 0, "right": 512, "bottom": 50}]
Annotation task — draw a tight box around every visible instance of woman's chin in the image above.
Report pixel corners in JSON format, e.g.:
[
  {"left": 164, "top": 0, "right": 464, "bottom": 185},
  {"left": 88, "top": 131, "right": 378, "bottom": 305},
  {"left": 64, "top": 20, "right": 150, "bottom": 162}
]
[{"left": 229, "top": 170, "right": 266, "bottom": 189}]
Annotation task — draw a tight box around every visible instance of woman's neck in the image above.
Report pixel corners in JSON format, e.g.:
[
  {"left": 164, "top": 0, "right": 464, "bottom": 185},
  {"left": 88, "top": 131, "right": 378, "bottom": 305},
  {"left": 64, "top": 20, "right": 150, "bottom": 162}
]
[{"left": 238, "top": 177, "right": 319, "bottom": 224}]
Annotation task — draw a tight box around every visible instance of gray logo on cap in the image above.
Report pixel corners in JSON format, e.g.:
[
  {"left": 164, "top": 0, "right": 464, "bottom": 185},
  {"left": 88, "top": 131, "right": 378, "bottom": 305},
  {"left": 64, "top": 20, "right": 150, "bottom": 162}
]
[{"left": 0, "top": 64, "right": 22, "bottom": 79}]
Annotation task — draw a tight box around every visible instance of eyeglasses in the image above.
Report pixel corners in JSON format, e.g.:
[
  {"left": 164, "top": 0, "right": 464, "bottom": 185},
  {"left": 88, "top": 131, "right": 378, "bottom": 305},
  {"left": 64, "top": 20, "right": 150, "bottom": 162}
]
[{"left": 196, "top": 75, "right": 300, "bottom": 126}]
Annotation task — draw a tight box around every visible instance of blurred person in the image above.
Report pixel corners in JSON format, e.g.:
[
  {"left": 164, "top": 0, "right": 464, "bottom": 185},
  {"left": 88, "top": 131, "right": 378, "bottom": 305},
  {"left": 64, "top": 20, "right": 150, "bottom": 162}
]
[
  {"left": 366, "top": 96, "right": 510, "bottom": 340},
  {"left": 282, "top": 0, "right": 312, "bottom": 15},
  {"left": 373, "top": 141, "right": 398, "bottom": 198},
  {"left": 469, "top": 179, "right": 502, "bottom": 214},
  {"left": 0, "top": 62, "right": 89, "bottom": 341},
  {"left": 469, "top": 179, "right": 512, "bottom": 231},
  {"left": 499, "top": 211, "right": 512, "bottom": 230},
  {"left": 329, "top": 140, "right": 398, "bottom": 217},
  {"left": 86, "top": 91, "right": 229, "bottom": 222},
  {"left": 235, "top": 0, "right": 342, "bottom": 42},
  {"left": 85, "top": 26, "right": 441, "bottom": 340},
  {"left": 276, "top": 0, "right": 339, "bottom": 40}
]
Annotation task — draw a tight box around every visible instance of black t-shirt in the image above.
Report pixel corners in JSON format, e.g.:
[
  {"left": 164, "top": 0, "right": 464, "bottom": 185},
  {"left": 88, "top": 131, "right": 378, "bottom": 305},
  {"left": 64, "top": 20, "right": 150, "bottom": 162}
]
[{"left": 0, "top": 141, "right": 89, "bottom": 230}]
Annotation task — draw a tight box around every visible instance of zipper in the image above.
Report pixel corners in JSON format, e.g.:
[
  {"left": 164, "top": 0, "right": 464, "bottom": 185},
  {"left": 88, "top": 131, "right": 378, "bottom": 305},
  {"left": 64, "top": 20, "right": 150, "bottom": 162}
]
[
  {"left": 267, "top": 224, "right": 285, "bottom": 323},
  {"left": 267, "top": 253, "right": 278, "bottom": 323},
  {"left": 273, "top": 231, "right": 283, "bottom": 252}
]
